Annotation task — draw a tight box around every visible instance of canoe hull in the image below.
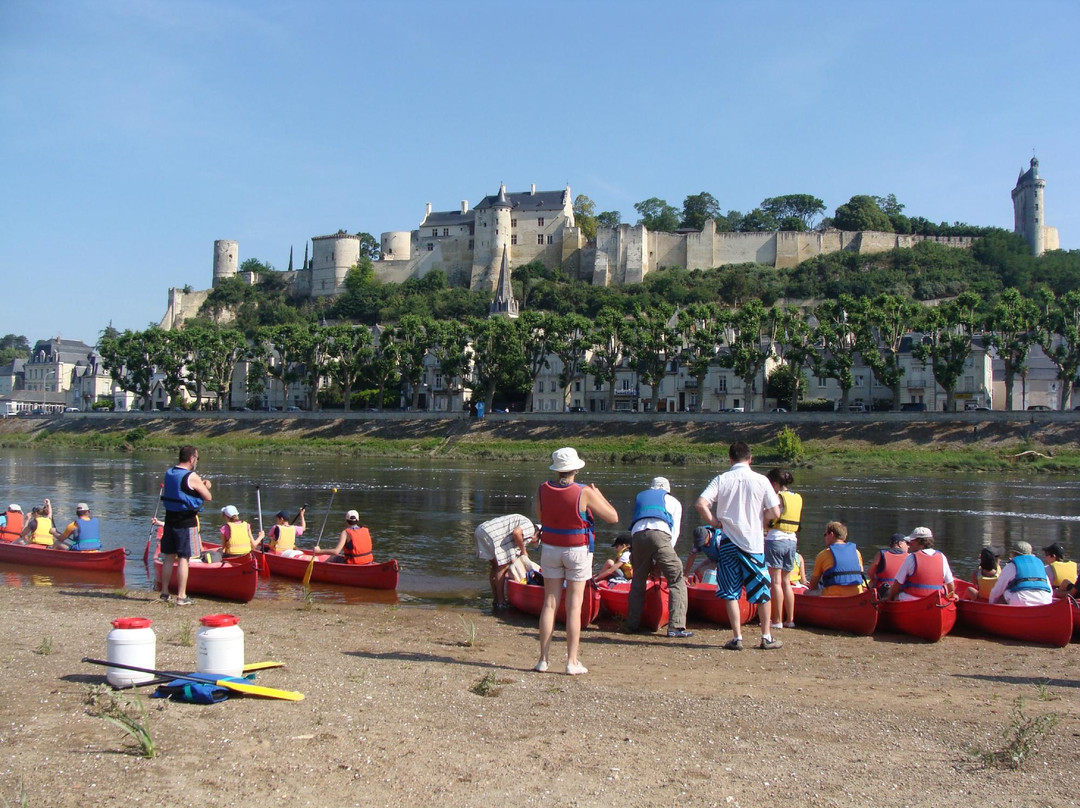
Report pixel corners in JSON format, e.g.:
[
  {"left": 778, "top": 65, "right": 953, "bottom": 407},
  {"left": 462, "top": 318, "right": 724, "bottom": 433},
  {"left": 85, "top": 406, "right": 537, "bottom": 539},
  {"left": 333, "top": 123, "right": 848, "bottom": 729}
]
[
  {"left": 793, "top": 590, "right": 878, "bottom": 636},
  {"left": 685, "top": 582, "right": 755, "bottom": 628},
  {"left": 0, "top": 541, "right": 125, "bottom": 574},
  {"left": 506, "top": 579, "right": 601, "bottom": 626},
  {"left": 877, "top": 591, "right": 956, "bottom": 642},
  {"left": 954, "top": 580, "right": 1073, "bottom": 647},
  {"left": 155, "top": 553, "right": 259, "bottom": 603},
  {"left": 597, "top": 578, "right": 670, "bottom": 631},
  {"left": 259, "top": 550, "right": 399, "bottom": 590}
]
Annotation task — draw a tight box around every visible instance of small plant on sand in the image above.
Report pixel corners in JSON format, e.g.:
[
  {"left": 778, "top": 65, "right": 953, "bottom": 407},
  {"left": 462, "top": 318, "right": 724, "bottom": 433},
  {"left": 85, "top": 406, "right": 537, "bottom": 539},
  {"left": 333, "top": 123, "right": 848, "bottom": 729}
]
[
  {"left": 0, "top": 779, "right": 27, "bottom": 808},
  {"left": 110, "top": 588, "right": 129, "bottom": 598},
  {"left": 176, "top": 622, "right": 194, "bottom": 647},
  {"left": 470, "top": 671, "right": 500, "bottom": 697},
  {"left": 35, "top": 637, "right": 52, "bottom": 656},
  {"left": 982, "top": 696, "right": 1058, "bottom": 769},
  {"left": 459, "top": 615, "right": 478, "bottom": 648},
  {"left": 85, "top": 685, "right": 157, "bottom": 759},
  {"left": 301, "top": 585, "right": 315, "bottom": 611},
  {"left": 1035, "top": 681, "right": 1057, "bottom": 701}
]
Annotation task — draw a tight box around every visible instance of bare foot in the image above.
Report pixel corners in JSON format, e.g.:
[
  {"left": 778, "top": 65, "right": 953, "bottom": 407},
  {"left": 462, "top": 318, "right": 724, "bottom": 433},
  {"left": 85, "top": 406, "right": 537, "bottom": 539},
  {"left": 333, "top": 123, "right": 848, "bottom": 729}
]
[{"left": 565, "top": 661, "right": 588, "bottom": 676}]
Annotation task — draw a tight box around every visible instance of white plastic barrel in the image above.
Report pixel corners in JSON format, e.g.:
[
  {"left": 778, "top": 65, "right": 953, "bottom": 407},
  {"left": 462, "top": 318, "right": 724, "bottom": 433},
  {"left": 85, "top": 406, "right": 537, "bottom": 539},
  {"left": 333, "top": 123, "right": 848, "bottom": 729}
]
[
  {"left": 106, "top": 617, "right": 156, "bottom": 687},
  {"left": 195, "top": 614, "right": 244, "bottom": 678}
]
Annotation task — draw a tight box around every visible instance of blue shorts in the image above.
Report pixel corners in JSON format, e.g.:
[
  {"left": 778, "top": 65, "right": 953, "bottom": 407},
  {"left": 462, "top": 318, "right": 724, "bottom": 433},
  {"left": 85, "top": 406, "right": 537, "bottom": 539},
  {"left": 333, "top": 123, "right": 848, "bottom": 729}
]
[
  {"left": 161, "top": 526, "right": 199, "bottom": 559},
  {"left": 715, "top": 539, "right": 772, "bottom": 604},
  {"left": 765, "top": 538, "right": 797, "bottom": 572}
]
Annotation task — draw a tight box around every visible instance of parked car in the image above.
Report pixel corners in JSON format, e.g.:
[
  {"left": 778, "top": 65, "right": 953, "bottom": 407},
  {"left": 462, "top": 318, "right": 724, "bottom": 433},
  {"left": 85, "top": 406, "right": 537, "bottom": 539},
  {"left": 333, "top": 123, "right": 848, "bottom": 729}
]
[
  {"left": 770, "top": 407, "right": 787, "bottom": 413},
  {"left": 900, "top": 402, "right": 927, "bottom": 412},
  {"left": 64, "top": 407, "right": 80, "bottom": 413},
  {"left": 847, "top": 404, "right": 869, "bottom": 413},
  {"left": 1027, "top": 405, "right": 1052, "bottom": 411},
  {"left": 286, "top": 406, "right": 302, "bottom": 412},
  {"left": 568, "top": 406, "right": 587, "bottom": 413}
]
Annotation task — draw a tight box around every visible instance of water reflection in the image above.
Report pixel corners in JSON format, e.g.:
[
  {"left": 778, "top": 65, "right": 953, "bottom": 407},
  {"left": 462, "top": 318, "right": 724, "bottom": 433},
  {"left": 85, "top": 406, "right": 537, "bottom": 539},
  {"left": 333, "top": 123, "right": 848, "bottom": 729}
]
[{"left": 0, "top": 448, "right": 1076, "bottom": 604}]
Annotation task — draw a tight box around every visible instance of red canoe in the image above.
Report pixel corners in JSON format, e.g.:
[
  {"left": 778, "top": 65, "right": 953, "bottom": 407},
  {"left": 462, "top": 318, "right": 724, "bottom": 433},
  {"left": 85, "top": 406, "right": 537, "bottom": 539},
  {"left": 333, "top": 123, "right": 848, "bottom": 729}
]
[
  {"left": 0, "top": 540, "right": 126, "bottom": 574},
  {"left": 597, "top": 578, "right": 670, "bottom": 631},
  {"left": 685, "top": 581, "right": 756, "bottom": 628},
  {"left": 258, "top": 550, "right": 399, "bottom": 590},
  {"left": 155, "top": 553, "right": 259, "bottom": 603},
  {"left": 876, "top": 590, "right": 957, "bottom": 642},
  {"left": 954, "top": 580, "right": 1073, "bottom": 647},
  {"left": 506, "top": 579, "right": 601, "bottom": 626},
  {"left": 1073, "top": 600, "right": 1080, "bottom": 641},
  {"left": 793, "top": 589, "right": 878, "bottom": 636}
]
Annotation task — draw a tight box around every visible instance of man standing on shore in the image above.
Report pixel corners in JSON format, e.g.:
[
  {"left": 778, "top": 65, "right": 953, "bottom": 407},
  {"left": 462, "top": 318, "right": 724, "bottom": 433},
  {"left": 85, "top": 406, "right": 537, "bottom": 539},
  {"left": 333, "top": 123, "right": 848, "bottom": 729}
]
[
  {"left": 694, "top": 442, "right": 782, "bottom": 650},
  {"left": 160, "top": 445, "right": 212, "bottom": 605},
  {"left": 626, "top": 476, "right": 690, "bottom": 638}
]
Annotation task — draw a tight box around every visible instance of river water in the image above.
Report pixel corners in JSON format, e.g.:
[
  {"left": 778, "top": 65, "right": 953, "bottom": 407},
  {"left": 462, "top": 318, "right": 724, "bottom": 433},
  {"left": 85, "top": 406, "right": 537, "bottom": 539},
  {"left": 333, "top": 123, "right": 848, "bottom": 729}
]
[{"left": 1, "top": 448, "right": 1077, "bottom": 606}]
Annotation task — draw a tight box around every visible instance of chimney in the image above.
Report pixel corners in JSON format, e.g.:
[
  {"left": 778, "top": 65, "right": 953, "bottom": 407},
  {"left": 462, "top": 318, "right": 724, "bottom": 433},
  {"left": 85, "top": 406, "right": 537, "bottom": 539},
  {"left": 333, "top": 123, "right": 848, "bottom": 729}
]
[
  {"left": 530, "top": 184, "right": 536, "bottom": 195},
  {"left": 461, "top": 200, "right": 469, "bottom": 214},
  {"left": 425, "top": 202, "right": 432, "bottom": 218}
]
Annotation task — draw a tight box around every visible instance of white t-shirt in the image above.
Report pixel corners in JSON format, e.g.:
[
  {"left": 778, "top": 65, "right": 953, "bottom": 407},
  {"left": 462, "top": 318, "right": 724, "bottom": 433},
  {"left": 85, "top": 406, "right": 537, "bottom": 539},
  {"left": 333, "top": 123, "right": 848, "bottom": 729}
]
[
  {"left": 697, "top": 463, "right": 779, "bottom": 555},
  {"left": 893, "top": 549, "right": 955, "bottom": 601},
  {"left": 988, "top": 558, "right": 1053, "bottom": 605},
  {"left": 630, "top": 492, "right": 683, "bottom": 547}
]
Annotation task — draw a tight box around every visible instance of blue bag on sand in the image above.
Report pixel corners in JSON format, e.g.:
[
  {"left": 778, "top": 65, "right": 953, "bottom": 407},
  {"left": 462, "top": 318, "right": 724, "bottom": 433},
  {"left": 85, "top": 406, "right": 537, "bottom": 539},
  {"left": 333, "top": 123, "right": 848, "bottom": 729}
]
[{"left": 152, "top": 679, "right": 229, "bottom": 704}]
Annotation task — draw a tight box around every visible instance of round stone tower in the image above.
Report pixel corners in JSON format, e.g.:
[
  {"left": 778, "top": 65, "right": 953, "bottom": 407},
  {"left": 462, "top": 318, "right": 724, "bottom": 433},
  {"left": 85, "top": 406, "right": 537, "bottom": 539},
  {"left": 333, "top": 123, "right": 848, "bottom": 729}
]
[
  {"left": 380, "top": 231, "right": 412, "bottom": 261},
  {"left": 310, "top": 230, "right": 361, "bottom": 297},
  {"left": 213, "top": 240, "right": 238, "bottom": 287}
]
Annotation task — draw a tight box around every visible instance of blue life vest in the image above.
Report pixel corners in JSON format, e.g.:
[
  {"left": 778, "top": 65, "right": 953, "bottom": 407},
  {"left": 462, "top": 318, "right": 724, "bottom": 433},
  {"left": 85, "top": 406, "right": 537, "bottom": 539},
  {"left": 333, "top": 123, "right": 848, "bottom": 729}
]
[
  {"left": 71, "top": 517, "right": 101, "bottom": 551},
  {"left": 692, "top": 525, "right": 725, "bottom": 563},
  {"left": 1007, "top": 555, "right": 1052, "bottom": 594},
  {"left": 629, "top": 489, "right": 673, "bottom": 531},
  {"left": 162, "top": 466, "right": 203, "bottom": 514},
  {"left": 821, "top": 543, "right": 864, "bottom": 587}
]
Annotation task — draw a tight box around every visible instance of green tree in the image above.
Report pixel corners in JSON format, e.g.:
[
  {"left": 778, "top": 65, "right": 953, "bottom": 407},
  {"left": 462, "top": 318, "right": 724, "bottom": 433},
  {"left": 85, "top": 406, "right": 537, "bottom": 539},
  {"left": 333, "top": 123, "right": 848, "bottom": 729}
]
[
  {"left": 573, "top": 195, "right": 598, "bottom": 241},
  {"left": 549, "top": 314, "right": 592, "bottom": 404},
  {"left": 97, "top": 328, "right": 161, "bottom": 412},
  {"left": 262, "top": 323, "right": 313, "bottom": 409},
  {"left": 717, "top": 300, "right": 771, "bottom": 412},
  {"left": 323, "top": 324, "right": 374, "bottom": 411},
  {"left": 152, "top": 329, "right": 188, "bottom": 408},
  {"left": 680, "top": 192, "right": 721, "bottom": 231},
  {"left": 911, "top": 292, "right": 982, "bottom": 412},
  {"left": 634, "top": 198, "right": 680, "bottom": 232},
  {"left": 1034, "top": 288, "right": 1080, "bottom": 411},
  {"left": 625, "top": 303, "right": 679, "bottom": 413},
  {"left": 356, "top": 232, "right": 380, "bottom": 261},
  {"left": 985, "top": 288, "right": 1038, "bottom": 410},
  {"left": 586, "top": 307, "right": 627, "bottom": 411},
  {"left": 366, "top": 328, "right": 401, "bottom": 410},
  {"left": 516, "top": 311, "right": 556, "bottom": 412},
  {"left": 678, "top": 303, "right": 727, "bottom": 413},
  {"left": 812, "top": 297, "right": 859, "bottom": 411},
  {"left": 428, "top": 319, "right": 471, "bottom": 411},
  {"left": 467, "top": 316, "right": 526, "bottom": 411},
  {"left": 760, "top": 194, "right": 826, "bottom": 231},
  {"left": 395, "top": 315, "right": 433, "bottom": 410},
  {"left": 181, "top": 324, "right": 247, "bottom": 411},
  {"left": 736, "top": 208, "right": 779, "bottom": 232},
  {"left": 0, "top": 334, "right": 30, "bottom": 366},
  {"left": 851, "top": 294, "right": 921, "bottom": 411},
  {"left": 240, "top": 258, "right": 274, "bottom": 274},
  {"left": 596, "top": 210, "right": 621, "bottom": 229},
  {"left": 772, "top": 306, "right": 818, "bottom": 412},
  {"left": 832, "top": 195, "right": 892, "bottom": 232}
]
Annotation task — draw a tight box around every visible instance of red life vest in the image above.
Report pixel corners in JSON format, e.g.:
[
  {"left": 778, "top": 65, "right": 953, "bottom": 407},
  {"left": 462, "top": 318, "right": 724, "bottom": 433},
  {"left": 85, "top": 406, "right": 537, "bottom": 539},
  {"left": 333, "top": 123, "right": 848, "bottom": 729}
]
[
  {"left": 900, "top": 550, "right": 945, "bottom": 595},
  {"left": 538, "top": 482, "right": 592, "bottom": 549},
  {"left": 343, "top": 526, "right": 373, "bottom": 565},
  {"left": 873, "top": 550, "right": 907, "bottom": 586},
  {"left": 0, "top": 510, "right": 24, "bottom": 542}
]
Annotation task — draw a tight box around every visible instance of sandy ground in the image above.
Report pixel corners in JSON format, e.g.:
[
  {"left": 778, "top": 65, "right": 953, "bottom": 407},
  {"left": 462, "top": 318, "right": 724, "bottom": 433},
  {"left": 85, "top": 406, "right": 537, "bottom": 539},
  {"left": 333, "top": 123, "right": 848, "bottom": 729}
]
[{"left": 1, "top": 583, "right": 1077, "bottom": 808}]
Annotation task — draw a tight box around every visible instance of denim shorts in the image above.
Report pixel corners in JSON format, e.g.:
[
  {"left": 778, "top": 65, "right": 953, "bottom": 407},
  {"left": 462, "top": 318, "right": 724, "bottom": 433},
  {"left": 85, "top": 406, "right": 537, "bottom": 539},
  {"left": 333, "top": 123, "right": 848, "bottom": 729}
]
[{"left": 764, "top": 538, "right": 797, "bottom": 572}]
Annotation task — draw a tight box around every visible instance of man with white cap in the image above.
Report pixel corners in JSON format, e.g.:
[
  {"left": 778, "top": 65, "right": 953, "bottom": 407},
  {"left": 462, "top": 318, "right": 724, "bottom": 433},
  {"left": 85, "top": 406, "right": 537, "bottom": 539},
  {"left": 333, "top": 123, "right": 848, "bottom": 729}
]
[
  {"left": 0, "top": 504, "right": 24, "bottom": 542},
  {"left": 887, "top": 526, "right": 956, "bottom": 602},
  {"left": 626, "top": 476, "right": 690, "bottom": 638},
  {"left": 52, "top": 502, "right": 103, "bottom": 551},
  {"left": 311, "top": 509, "right": 373, "bottom": 565},
  {"left": 218, "top": 505, "right": 264, "bottom": 557},
  {"left": 988, "top": 541, "right": 1053, "bottom": 605}
]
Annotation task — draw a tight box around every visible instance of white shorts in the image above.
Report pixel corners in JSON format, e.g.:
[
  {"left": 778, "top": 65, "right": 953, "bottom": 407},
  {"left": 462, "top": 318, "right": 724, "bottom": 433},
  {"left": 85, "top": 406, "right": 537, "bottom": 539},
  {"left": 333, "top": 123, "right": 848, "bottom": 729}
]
[{"left": 540, "top": 544, "right": 592, "bottom": 582}]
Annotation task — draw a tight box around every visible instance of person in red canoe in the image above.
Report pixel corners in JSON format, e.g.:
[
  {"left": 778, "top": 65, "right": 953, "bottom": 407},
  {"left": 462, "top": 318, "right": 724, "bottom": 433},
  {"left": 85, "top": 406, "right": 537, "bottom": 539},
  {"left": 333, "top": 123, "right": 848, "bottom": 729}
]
[
  {"left": 988, "top": 542, "right": 1053, "bottom": 606},
  {"left": 52, "top": 502, "right": 103, "bottom": 551},
  {"left": 218, "top": 505, "right": 264, "bottom": 557},
  {"left": 886, "top": 526, "right": 955, "bottom": 602},
  {"left": 310, "top": 510, "right": 373, "bottom": 565},
  {"left": 866, "top": 532, "right": 909, "bottom": 598}
]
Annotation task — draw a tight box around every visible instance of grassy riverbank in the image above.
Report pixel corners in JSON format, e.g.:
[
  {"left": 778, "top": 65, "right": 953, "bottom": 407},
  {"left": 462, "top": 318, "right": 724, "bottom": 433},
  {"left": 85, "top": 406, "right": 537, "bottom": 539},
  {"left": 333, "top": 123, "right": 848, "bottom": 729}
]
[{"left": 3, "top": 412, "right": 1080, "bottom": 473}]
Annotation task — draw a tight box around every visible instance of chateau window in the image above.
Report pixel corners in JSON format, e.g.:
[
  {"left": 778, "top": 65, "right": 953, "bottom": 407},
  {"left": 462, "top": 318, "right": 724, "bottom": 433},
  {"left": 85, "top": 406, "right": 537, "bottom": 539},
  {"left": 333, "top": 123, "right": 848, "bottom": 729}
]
[
  {"left": 537, "top": 235, "right": 544, "bottom": 245},
  {"left": 468, "top": 239, "right": 474, "bottom": 249},
  {"left": 427, "top": 243, "right": 433, "bottom": 252},
  {"left": 547, "top": 235, "right": 553, "bottom": 244},
  {"left": 854, "top": 376, "right": 864, "bottom": 388},
  {"left": 432, "top": 229, "right": 438, "bottom": 237},
  {"left": 511, "top": 219, "right": 517, "bottom": 228},
  {"left": 717, "top": 378, "right": 727, "bottom": 392},
  {"left": 511, "top": 235, "right": 517, "bottom": 246},
  {"left": 442, "top": 228, "right": 449, "bottom": 236},
  {"left": 537, "top": 217, "right": 545, "bottom": 227}
]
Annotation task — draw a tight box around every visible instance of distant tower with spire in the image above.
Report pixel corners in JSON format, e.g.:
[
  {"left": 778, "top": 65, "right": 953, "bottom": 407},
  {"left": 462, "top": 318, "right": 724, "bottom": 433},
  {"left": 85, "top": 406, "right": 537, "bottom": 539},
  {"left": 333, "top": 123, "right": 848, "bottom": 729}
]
[
  {"left": 470, "top": 183, "right": 513, "bottom": 291},
  {"left": 1011, "top": 156, "right": 1060, "bottom": 256},
  {"left": 488, "top": 246, "right": 519, "bottom": 319}
]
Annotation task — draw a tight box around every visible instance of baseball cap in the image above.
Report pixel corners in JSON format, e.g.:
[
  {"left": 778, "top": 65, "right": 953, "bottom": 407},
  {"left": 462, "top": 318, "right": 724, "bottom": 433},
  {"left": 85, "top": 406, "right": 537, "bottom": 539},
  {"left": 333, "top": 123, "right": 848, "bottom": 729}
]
[
  {"left": 345, "top": 509, "right": 360, "bottom": 522},
  {"left": 1044, "top": 541, "right": 1066, "bottom": 557},
  {"left": 275, "top": 510, "right": 290, "bottom": 520},
  {"left": 76, "top": 502, "right": 90, "bottom": 513},
  {"left": 905, "top": 527, "right": 933, "bottom": 542},
  {"left": 650, "top": 477, "right": 671, "bottom": 492},
  {"left": 8, "top": 504, "right": 21, "bottom": 512}
]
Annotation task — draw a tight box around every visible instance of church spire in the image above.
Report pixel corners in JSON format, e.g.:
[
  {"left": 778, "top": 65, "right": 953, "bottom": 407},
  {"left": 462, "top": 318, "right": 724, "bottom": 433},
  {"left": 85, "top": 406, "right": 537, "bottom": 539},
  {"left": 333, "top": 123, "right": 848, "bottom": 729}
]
[
  {"left": 288, "top": 246, "right": 294, "bottom": 272},
  {"left": 488, "top": 245, "right": 519, "bottom": 319}
]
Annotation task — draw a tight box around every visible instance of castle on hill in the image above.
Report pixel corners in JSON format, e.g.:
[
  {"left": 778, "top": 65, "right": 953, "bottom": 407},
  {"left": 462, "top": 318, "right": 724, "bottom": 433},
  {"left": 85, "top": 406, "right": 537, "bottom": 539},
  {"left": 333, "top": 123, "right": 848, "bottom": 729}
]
[{"left": 160, "top": 161, "right": 1056, "bottom": 330}]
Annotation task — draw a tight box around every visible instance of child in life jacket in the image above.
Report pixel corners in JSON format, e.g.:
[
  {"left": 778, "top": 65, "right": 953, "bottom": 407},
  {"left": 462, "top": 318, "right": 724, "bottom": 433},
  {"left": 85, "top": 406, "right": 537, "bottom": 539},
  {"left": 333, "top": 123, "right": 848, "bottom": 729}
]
[
  {"left": 966, "top": 546, "right": 1002, "bottom": 600},
  {"left": 593, "top": 533, "right": 633, "bottom": 584}
]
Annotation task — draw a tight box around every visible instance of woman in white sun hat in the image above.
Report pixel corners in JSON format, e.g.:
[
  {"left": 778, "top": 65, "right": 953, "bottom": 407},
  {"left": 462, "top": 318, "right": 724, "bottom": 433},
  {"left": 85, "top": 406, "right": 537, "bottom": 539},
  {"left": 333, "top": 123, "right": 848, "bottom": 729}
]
[{"left": 534, "top": 447, "right": 619, "bottom": 675}]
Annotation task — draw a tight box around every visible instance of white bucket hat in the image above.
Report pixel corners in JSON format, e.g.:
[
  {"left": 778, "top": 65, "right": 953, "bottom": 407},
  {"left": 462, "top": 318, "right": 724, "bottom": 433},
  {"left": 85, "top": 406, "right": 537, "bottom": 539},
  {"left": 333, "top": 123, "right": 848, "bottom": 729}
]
[
  {"left": 549, "top": 447, "right": 586, "bottom": 473},
  {"left": 650, "top": 476, "right": 670, "bottom": 492}
]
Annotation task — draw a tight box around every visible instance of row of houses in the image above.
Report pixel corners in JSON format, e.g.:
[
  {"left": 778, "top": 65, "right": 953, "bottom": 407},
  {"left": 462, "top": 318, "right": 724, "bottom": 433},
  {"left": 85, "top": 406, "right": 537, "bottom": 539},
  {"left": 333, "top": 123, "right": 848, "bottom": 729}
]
[{"left": 0, "top": 334, "right": 1070, "bottom": 416}]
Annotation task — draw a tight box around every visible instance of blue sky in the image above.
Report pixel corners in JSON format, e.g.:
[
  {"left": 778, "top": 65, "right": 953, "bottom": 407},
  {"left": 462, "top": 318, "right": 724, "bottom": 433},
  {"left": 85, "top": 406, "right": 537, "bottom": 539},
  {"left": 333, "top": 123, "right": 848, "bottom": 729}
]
[{"left": 2, "top": 0, "right": 1077, "bottom": 347}]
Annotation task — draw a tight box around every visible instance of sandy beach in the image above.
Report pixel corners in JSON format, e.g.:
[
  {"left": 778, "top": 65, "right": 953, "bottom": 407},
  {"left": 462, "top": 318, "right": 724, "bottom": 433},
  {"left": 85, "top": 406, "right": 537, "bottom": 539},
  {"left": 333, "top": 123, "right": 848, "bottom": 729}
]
[{"left": 1, "top": 581, "right": 1077, "bottom": 808}]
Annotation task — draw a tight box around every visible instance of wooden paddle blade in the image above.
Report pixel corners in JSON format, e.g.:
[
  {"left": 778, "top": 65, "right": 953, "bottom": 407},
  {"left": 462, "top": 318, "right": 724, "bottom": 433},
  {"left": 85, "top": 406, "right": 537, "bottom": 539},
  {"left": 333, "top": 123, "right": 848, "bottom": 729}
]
[
  {"left": 214, "top": 677, "right": 304, "bottom": 701},
  {"left": 242, "top": 661, "right": 284, "bottom": 672},
  {"left": 302, "top": 552, "right": 316, "bottom": 586}
]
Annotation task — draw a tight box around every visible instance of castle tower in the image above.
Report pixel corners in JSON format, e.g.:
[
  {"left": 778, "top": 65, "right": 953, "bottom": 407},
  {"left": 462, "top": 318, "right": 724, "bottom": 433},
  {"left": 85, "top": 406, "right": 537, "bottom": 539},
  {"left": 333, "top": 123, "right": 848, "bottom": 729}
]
[
  {"left": 1011, "top": 157, "right": 1059, "bottom": 256},
  {"left": 213, "top": 240, "right": 238, "bottom": 287},
  {"left": 470, "top": 183, "right": 512, "bottom": 291},
  {"left": 310, "top": 230, "right": 361, "bottom": 297},
  {"left": 488, "top": 246, "right": 519, "bottom": 319}
]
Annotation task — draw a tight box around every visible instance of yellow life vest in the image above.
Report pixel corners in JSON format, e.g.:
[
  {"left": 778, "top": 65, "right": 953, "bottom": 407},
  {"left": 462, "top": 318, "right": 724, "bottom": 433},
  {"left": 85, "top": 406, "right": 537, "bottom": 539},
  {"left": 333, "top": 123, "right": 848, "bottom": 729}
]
[
  {"left": 30, "top": 516, "right": 53, "bottom": 546},
  {"left": 975, "top": 570, "right": 999, "bottom": 600},
  {"left": 223, "top": 520, "right": 253, "bottom": 556},
  {"left": 272, "top": 524, "right": 296, "bottom": 552},
  {"left": 1048, "top": 559, "right": 1077, "bottom": 590},
  {"left": 789, "top": 553, "right": 805, "bottom": 584},
  {"left": 770, "top": 490, "right": 803, "bottom": 534}
]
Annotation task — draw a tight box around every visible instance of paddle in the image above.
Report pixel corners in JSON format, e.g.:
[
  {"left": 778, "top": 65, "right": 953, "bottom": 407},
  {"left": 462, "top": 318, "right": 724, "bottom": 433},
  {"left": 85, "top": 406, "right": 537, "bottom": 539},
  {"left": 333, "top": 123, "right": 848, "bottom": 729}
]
[
  {"left": 82, "top": 658, "right": 304, "bottom": 701},
  {"left": 142, "top": 482, "right": 164, "bottom": 564},
  {"left": 303, "top": 487, "right": 337, "bottom": 587},
  {"left": 254, "top": 485, "right": 269, "bottom": 578}
]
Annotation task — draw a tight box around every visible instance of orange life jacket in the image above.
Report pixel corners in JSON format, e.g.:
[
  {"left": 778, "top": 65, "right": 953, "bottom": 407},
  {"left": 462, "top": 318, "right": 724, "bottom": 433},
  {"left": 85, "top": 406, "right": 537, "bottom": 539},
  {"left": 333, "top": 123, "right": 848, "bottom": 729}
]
[
  {"left": 900, "top": 550, "right": 945, "bottom": 595},
  {"left": 0, "top": 511, "right": 24, "bottom": 541},
  {"left": 538, "top": 482, "right": 592, "bottom": 549},
  {"left": 872, "top": 550, "right": 907, "bottom": 587},
  {"left": 343, "top": 526, "right": 373, "bottom": 565}
]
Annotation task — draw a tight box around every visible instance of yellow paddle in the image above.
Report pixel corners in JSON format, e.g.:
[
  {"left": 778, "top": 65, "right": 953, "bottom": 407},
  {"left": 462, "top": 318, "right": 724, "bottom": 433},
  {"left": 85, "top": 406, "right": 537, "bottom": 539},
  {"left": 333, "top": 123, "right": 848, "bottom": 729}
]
[
  {"left": 83, "top": 658, "right": 304, "bottom": 701},
  {"left": 303, "top": 487, "right": 337, "bottom": 587}
]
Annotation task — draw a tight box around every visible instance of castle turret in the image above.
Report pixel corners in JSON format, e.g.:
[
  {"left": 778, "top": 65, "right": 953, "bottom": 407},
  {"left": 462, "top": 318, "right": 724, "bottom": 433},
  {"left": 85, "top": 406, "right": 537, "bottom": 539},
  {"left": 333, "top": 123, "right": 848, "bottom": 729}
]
[
  {"left": 470, "top": 183, "right": 512, "bottom": 291},
  {"left": 213, "top": 239, "right": 238, "bottom": 287},
  {"left": 310, "top": 230, "right": 361, "bottom": 297},
  {"left": 1011, "top": 157, "right": 1059, "bottom": 256},
  {"left": 488, "top": 246, "right": 519, "bottom": 319}
]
